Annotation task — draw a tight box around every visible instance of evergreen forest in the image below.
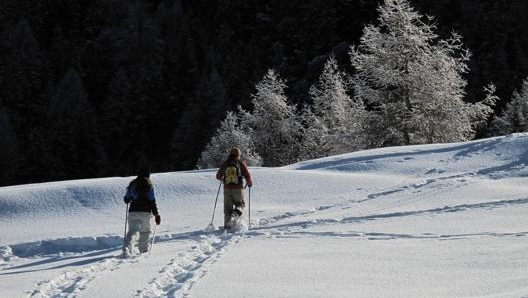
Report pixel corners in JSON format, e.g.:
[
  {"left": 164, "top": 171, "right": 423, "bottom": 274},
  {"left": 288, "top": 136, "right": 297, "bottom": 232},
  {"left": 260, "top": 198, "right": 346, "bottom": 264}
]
[{"left": 1, "top": 0, "right": 528, "bottom": 186}]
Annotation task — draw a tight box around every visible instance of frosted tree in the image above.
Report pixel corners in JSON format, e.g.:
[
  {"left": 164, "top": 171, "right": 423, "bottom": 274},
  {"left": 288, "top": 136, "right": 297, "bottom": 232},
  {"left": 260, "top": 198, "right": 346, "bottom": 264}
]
[
  {"left": 298, "top": 104, "right": 328, "bottom": 160},
  {"left": 350, "top": 0, "right": 493, "bottom": 147},
  {"left": 493, "top": 78, "right": 528, "bottom": 134},
  {"left": 246, "top": 69, "right": 302, "bottom": 166},
  {"left": 309, "top": 56, "right": 366, "bottom": 156},
  {"left": 199, "top": 110, "right": 262, "bottom": 169}
]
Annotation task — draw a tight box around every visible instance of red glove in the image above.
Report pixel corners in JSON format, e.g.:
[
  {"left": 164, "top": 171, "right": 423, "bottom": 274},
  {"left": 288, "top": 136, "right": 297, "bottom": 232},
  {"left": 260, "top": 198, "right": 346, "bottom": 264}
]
[{"left": 155, "top": 214, "right": 161, "bottom": 225}]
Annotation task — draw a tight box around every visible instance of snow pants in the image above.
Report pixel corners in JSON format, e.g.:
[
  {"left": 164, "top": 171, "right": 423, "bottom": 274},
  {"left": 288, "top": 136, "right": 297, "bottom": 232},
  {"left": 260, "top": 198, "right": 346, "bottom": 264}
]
[
  {"left": 224, "top": 188, "right": 245, "bottom": 229},
  {"left": 124, "top": 211, "right": 152, "bottom": 253}
]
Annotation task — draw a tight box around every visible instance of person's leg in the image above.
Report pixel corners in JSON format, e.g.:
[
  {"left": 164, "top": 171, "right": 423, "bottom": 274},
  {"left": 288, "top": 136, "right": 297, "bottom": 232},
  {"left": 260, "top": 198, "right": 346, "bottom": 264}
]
[
  {"left": 124, "top": 212, "right": 141, "bottom": 253},
  {"left": 224, "top": 190, "right": 234, "bottom": 229},
  {"left": 233, "top": 189, "right": 245, "bottom": 216},
  {"left": 137, "top": 212, "right": 152, "bottom": 253}
]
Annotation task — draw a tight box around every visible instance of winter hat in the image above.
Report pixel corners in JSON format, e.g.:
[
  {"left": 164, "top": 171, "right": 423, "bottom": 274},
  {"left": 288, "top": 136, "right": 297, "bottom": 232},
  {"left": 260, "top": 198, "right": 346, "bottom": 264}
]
[
  {"left": 138, "top": 166, "right": 150, "bottom": 178},
  {"left": 230, "top": 148, "right": 241, "bottom": 158}
]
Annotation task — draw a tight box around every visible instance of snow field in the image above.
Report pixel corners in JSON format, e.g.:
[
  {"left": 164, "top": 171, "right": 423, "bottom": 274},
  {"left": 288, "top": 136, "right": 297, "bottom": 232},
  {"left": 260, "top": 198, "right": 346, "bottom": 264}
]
[{"left": 1, "top": 134, "right": 528, "bottom": 297}]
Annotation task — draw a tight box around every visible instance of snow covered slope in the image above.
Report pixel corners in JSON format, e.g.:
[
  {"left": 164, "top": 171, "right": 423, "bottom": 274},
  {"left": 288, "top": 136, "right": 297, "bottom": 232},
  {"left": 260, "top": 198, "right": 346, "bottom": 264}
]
[{"left": 1, "top": 134, "right": 528, "bottom": 297}]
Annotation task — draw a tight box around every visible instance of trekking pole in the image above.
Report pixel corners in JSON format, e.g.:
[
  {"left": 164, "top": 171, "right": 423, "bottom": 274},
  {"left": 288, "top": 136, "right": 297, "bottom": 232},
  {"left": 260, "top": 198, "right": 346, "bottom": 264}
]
[
  {"left": 209, "top": 181, "right": 222, "bottom": 226},
  {"left": 122, "top": 203, "right": 129, "bottom": 252},
  {"left": 149, "top": 224, "right": 157, "bottom": 255},
  {"left": 248, "top": 187, "right": 251, "bottom": 229}
]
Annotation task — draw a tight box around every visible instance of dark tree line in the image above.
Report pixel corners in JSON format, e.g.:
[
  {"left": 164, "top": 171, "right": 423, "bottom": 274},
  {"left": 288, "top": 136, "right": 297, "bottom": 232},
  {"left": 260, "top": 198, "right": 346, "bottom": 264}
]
[{"left": 1, "top": 0, "right": 528, "bottom": 186}]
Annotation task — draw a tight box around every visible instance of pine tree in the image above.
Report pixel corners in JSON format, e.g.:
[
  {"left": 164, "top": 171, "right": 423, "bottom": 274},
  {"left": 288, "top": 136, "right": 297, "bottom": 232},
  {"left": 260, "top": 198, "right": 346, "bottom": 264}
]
[
  {"left": 100, "top": 67, "right": 136, "bottom": 174},
  {"left": 309, "top": 56, "right": 366, "bottom": 156},
  {"left": 350, "top": 0, "right": 492, "bottom": 147},
  {"left": 246, "top": 69, "right": 302, "bottom": 166},
  {"left": 48, "top": 68, "right": 105, "bottom": 180},
  {"left": 493, "top": 78, "right": 528, "bottom": 134},
  {"left": 298, "top": 104, "right": 328, "bottom": 161},
  {"left": 0, "top": 109, "right": 18, "bottom": 185},
  {"left": 0, "top": 19, "right": 50, "bottom": 183},
  {"left": 199, "top": 110, "right": 262, "bottom": 169}
]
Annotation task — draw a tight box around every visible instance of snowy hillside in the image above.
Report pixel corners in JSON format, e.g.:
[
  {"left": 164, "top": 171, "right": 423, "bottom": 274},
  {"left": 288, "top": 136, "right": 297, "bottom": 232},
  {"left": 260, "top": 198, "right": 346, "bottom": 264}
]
[{"left": 1, "top": 134, "right": 528, "bottom": 298}]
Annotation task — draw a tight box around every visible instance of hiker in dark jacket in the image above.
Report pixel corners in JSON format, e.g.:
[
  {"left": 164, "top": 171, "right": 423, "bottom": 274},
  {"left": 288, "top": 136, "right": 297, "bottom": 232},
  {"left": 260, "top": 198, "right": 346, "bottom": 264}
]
[
  {"left": 123, "top": 167, "right": 161, "bottom": 256},
  {"left": 216, "top": 148, "right": 253, "bottom": 230}
]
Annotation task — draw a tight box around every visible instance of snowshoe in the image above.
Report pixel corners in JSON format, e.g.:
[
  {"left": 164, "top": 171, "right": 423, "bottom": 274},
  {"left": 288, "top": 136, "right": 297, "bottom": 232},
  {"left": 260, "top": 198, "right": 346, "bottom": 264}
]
[
  {"left": 228, "top": 214, "right": 248, "bottom": 233},
  {"left": 233, "top": 207, "right": 243, "bottom": 217},
  {"left": 121, "top": 248, "right": 133, "bottom": 259}
]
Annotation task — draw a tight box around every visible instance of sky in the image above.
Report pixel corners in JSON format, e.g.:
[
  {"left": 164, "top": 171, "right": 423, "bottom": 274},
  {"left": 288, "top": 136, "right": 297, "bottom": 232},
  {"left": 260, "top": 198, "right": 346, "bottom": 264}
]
[{"left": 1, "top": 133, "right": 528, "bottom": 298}]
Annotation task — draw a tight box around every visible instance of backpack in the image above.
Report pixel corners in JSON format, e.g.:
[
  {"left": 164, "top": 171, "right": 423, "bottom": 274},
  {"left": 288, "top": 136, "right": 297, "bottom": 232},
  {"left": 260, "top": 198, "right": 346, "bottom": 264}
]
[{"left": 224, "top": 160, "right": 242, "bottom": 185}]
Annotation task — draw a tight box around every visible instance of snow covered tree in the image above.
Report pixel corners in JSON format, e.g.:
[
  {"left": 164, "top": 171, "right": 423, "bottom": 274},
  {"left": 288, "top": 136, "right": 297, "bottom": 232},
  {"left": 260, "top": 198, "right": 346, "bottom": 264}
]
[
  {"left": 298, "top": 104, "right": 328, "bottom": 160},
  {"left": 199, "top": 110, "right": 262, "bottom": 169},
  {"left": 308, "top": 56, "right": 366, "bottom": 156},
  {"left": 493, "top": 78, "right": 528, "bottom": 134},
  {"left": 350, "top": 0, "right": 492, "bottom": 147},
  {"left": 246, "top": 69, "right": 302, "bottom": 166}
]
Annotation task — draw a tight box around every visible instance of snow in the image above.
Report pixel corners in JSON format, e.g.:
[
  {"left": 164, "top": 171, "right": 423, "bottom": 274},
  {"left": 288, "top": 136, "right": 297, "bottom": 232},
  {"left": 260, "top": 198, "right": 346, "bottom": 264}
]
[{"left": 2, "top": 133, "right": 528, "bottom": 298}]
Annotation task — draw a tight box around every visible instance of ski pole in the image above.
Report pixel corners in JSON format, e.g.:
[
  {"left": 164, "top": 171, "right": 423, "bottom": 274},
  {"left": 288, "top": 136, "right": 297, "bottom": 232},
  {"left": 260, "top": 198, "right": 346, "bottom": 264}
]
[
  {"left": 122, "top": 203, "right": 129, "bottom": 252},
  {"left": 149, "top": 224, "right": 157, "bottom": 255},
  {"left": 210, "top": 181, "right": 222, "bottom": 226}
]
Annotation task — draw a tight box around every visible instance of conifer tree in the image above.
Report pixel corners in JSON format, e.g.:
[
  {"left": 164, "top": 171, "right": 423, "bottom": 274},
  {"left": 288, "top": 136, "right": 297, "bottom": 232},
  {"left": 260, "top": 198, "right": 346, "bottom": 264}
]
[
  {"left": 100, "top": 67, "right": 135, "bottom": 174},
  {"left": 0, "top": 19, "right": 50, "bottom": 183},
  {"left": 309, "top": 56, "right": 366, "bottom": 156},
  {"left": 246, "top": 69, "right": 302, "bottom": 166},
  {"left": 48, "top": 68, "right": 105, "bottom": 179},
  {"left": 298, "top": 104, "right": 328, "bottom": 160},
  {"left": 493, "top": 78, "right": 528, "bottom": 134},
  {"left": 199, "top": 110, "right": 262, "bottom": 169},
  {"left": 350, "top": 0, "right": 492, "bottom": 147},
  {"left": 0, "top": 109, "right": 18, "bottom": 185}
]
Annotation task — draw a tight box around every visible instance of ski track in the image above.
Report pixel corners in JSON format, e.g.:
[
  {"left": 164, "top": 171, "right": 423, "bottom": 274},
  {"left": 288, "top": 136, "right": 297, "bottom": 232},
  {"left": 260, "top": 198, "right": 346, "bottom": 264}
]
[
  {"left": 14, "top": 230, "right": 244, "bottom": 298},
  {"left": 5, "top": 170, "right": 528, "bottom": 298}
]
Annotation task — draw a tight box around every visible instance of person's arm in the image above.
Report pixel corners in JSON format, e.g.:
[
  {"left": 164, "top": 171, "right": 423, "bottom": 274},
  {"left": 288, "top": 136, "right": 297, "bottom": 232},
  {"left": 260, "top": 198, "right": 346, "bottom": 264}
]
[
  {"left": 147, "top": 188, "right": 158, "bottom": 215},
  {"left": 123, "top": 183, "right": 134, "bottom": 203},
  {"left": 216, "top": 164, "right": 225, "bottom": 181},
  {"left": 147, "top": 187, "right": 161, "bottom": 225},
  {"left": 241, "top": 162, "right": 252, "bottom": 187}
]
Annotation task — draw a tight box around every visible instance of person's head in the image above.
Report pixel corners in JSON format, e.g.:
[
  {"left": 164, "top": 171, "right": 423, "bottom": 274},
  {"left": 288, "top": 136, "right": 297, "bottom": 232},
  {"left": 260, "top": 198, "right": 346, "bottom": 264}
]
[
  {"left": 134, "top": 166, "right": 153, "bottom": 191},
  {"left": 138, "top": 166, "right": 150, "bottom": 179},
  {"left": 229, "top": 147, "right": 241, "bottom": 159}
]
